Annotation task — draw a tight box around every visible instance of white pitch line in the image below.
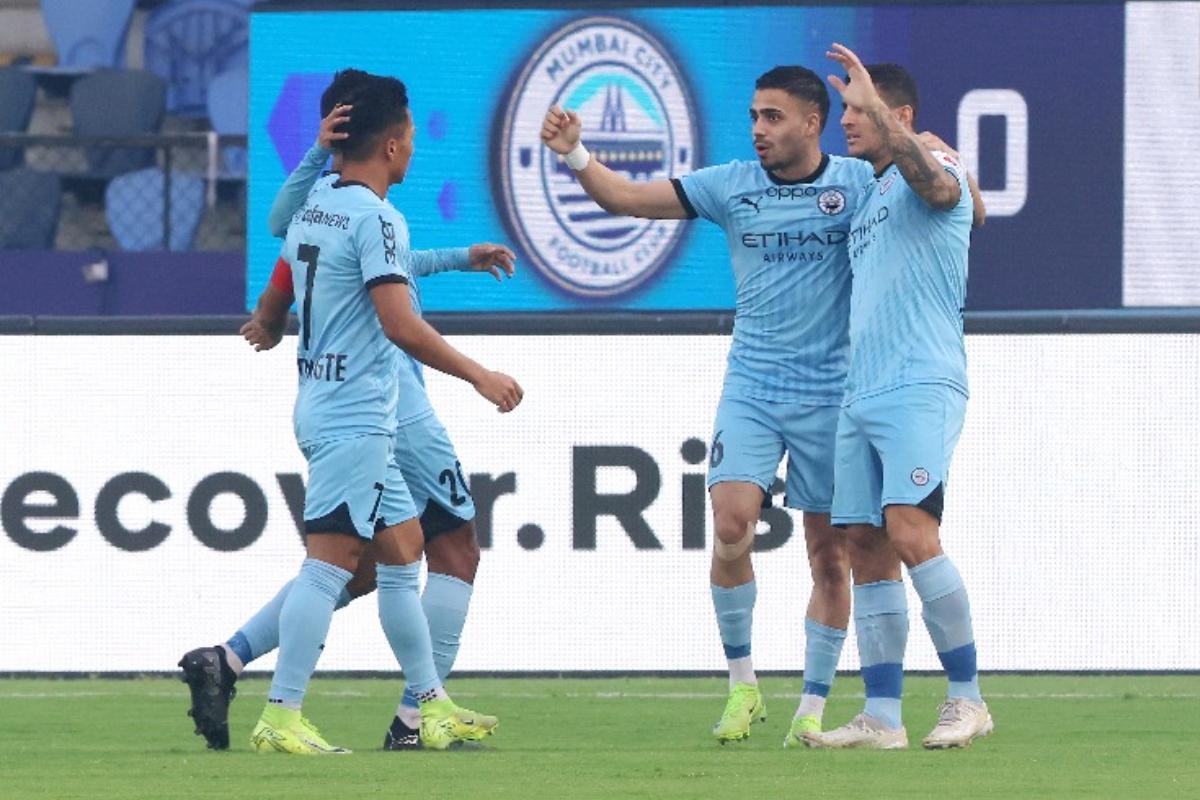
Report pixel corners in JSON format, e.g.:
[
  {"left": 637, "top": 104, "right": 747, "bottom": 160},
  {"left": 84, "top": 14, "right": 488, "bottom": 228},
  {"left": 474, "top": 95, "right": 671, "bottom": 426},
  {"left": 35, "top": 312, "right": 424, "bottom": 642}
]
[{"left": 1, "top": 690, "right": 1197, "bottom": 701}]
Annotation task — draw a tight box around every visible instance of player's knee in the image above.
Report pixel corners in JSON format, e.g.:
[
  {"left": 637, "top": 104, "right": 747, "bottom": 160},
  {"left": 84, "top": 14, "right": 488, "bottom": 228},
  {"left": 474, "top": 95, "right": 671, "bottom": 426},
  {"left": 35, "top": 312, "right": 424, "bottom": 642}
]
[
  {"left": 846, "top": 525, "right": 899, "bottom": 582},
  {"left": 713, "top": 505, "right": 756, "bottom": 543},
  {"left": 713, "top": 516, "right": 756, "bottom": 562},
  {"left": 883, "top": 502, "right": 943, "bottom": 567},
  {"left": 809, "top": 541, "right": 849, "bottom": 589}
]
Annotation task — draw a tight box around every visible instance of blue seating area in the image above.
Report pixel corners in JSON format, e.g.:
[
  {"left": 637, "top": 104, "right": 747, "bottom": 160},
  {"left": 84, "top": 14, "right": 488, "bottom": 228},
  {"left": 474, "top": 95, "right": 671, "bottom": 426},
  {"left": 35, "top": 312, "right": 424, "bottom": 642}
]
[
  {"left": 106, "top": 168, "right": 205, "bottom": 252},
  {"left": 206, "top": 64, "right": 248, "bottom": 177},
  {"left": 0, "top": 168, "right": 62, "bottom": 249},
  {"left": 70, "top": 69, "right": 167, "bottom": 177},
  {"left": 40, "top": 0, "right": 135, "bottom": 70},
  {"left": 144, "top": 0, "right": 249, "bottom": 118},
  {"left": 0, "top": 68, "right": 37, "bottom": 171},
  {"left": 0, "top": 0, "right": 250, "bottom": 254}
]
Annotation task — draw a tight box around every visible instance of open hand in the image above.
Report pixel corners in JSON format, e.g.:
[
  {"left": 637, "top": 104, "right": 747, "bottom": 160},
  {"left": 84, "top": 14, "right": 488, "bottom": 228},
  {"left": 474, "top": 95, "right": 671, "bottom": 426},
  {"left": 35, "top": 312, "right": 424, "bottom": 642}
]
[
  {"left": 826, "top": 43, "right": 885, "bottom": 111},
  {"left": 467, "top": 243, "right": 517, "bottom": 281}
]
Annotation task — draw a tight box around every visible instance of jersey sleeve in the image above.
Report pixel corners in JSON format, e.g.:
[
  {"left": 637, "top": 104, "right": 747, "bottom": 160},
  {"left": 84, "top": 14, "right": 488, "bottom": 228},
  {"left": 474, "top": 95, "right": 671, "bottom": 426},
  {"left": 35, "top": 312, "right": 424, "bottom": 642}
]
[
  {"left": 267, "top": 254, "right": 294, "bottom": 297},
  {"left": 930, "top": 150, "right": 972, "bottom": 213},
  {"left": 353, "top": 207, "right": 413, "bottom": 288},
  {"left": 410, "top": 247, "right": 471, "bottom": 277},
  {"left": 673, "top": 163, "right": 736, "bottom": 226},
  {"left": 930, "top": 149, "right": 966, "bottom": 181},
  {"left": 267, "top": 144, "right": 331, "bottom": 238}
]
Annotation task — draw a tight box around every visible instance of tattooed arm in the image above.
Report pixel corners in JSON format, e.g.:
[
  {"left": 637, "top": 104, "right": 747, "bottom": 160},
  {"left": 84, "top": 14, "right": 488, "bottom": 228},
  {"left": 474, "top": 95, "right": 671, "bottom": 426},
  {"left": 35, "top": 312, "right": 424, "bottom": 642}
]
[
  {"left": 827, "top": 43, "right": 962, "bottom": 211},
  {"left": 862, "top": 105, "right": 961, "bottom": 210}
]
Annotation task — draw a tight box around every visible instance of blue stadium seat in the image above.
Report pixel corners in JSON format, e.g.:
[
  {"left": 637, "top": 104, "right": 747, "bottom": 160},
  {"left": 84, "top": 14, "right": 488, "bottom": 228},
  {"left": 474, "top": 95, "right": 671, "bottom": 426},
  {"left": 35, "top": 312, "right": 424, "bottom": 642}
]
[
  {"left": 41, "top": 0, "right": 135, "bottom": 69},
  {"left": 0, "top": 68, "right": 38, "bottom": 171},
  {"left": 105, "top": 167, "right": 205, "bottom": 251},
  {"left": 144, "top": 0, "right": 249, "bottom": 118},
  {"left": 70, "top": 69, "right": 166, "bottom": 177},
  {"left": 206, "top": 65, "right": 247, "bottom": 176},
  {"left": 0, "top": 168, "right": 62, "bottom": 249}
]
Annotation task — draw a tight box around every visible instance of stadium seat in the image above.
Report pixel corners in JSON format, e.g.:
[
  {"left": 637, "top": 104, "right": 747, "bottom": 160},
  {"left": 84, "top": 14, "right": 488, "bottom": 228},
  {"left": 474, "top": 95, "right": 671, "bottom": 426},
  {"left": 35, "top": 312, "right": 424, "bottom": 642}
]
[
  {"left": 105, "top": 167, "right": 204, "bottom": 251},
  {"left": 0, "top": 168, "right": 62, "bottom": 249},
  {"left": 144, "top": 0, "right": 249, "bottom": 118},
  {"left": 70, "top": 69, "right": 166, "bottom": 177},
  {"left": 0, "top": 68, "right": 38, "bottom": 171},
  {"left": 206, "top": 64, "right": 247, "bottom": 177},
  {"left": 41, "top": 0, "right": 135, "bottom": 69}
]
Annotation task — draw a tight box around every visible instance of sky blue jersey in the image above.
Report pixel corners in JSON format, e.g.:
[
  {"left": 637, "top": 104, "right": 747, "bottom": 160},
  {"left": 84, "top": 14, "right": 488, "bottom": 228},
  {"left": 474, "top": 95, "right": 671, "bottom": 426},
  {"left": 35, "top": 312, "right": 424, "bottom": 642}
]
[
  {"left": 273, "top": 146, "right": 471, "bottom": 429},
  {"left": 283, "top": 178, "right": 412, "bottom": 447},
  {"left": 674, "top": 155, "right": 874, "bottom": 404},
  {"left": 843, "top": 151, "right": 973, "bottom": 404}
]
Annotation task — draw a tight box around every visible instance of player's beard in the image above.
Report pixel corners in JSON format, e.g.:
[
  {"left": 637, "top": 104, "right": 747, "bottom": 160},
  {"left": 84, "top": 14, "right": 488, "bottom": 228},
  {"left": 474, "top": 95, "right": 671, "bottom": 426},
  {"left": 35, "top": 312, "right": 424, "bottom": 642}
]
[{"left": 761, "top": 148, "right": 799, "bottom": 175}]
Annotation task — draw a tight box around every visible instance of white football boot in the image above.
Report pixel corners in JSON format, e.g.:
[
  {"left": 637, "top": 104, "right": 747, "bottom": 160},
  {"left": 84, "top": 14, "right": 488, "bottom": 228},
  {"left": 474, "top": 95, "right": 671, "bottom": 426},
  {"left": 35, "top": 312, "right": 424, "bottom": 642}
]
[
  {"left": 801, "top": 713, "right": 908, "bottom": 750},
  {"left": 922, "top": 698, "right": 994, "bottom": 749}
]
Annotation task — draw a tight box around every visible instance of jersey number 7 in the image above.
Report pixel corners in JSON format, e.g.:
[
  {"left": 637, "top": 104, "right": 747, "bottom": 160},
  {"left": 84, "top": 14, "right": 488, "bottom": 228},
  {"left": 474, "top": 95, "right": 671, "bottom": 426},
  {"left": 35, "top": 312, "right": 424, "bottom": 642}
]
[{"left": 297, "top": 243, "right": 320, "bottom": 350}]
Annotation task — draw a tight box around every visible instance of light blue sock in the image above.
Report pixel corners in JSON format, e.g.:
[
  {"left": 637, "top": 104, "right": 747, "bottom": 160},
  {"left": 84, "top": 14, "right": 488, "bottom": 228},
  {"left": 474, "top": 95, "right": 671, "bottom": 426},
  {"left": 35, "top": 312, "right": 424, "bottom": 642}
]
[
  {"left": 400, "top": 573, "right": 474, "bottom": 710},
  {"left": 377, "top": 563, "right": 440, "bottom": 697},
  {"left": 229, "top": 580, "right": 353, "bottom": 667},
  {"left": 910, "top": 555, "right": 981, "bottom": 702},
  {"left": 711, "top": 581, "right": 756, "bottom": 661},
  {"left": 854, "top": 580, "right": 909, "bottom": 730},
  {"left": 269, "top": 558, "right": 351, "bottom": 706},
  {"left": 800, "top": 618, "right": 847, "bottom": 703}
]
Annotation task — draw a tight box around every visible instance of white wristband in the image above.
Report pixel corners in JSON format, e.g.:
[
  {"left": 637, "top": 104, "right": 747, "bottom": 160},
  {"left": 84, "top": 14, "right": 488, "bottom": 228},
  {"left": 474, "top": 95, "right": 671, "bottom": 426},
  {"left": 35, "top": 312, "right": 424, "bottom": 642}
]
[{"left": 563, "top": 142, "right": 590, "bottom": 171}]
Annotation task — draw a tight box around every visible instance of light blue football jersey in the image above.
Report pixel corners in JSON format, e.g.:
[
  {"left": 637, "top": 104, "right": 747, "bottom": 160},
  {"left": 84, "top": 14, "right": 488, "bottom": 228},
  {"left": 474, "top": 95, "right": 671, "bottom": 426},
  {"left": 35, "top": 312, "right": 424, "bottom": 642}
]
[
  {"left": 843, "top": 152, "right": 973, "bottom": 404},
  {"left": 283, "top": 178, "right": 412, "bottom": 447},
  {"left": 377, "top": 244, "right": 473, "bottom": 426},
  {"left": 675, "top": 155, "right": 874, "bottom": 404}
]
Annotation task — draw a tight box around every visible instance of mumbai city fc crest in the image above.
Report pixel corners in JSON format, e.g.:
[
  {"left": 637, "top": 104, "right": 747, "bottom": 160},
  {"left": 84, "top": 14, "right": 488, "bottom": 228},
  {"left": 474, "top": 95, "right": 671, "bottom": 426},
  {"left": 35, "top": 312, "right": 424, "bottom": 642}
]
[{"left": 496, "top": 17, "right": 699, "bottom": 297}]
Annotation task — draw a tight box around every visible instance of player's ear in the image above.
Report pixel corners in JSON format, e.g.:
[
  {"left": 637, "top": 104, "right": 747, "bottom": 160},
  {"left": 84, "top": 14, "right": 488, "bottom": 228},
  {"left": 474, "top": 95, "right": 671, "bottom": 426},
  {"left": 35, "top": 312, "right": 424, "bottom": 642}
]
[{"left": 808, "top": 111, "right": 822, "bottom": 137}]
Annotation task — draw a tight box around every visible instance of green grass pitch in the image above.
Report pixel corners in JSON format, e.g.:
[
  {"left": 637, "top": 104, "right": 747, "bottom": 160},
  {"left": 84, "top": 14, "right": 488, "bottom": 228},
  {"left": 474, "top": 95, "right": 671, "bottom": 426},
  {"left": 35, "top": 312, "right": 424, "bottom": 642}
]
[{"left": 1, "top": 675, "right": 1197, "bottom": 799}]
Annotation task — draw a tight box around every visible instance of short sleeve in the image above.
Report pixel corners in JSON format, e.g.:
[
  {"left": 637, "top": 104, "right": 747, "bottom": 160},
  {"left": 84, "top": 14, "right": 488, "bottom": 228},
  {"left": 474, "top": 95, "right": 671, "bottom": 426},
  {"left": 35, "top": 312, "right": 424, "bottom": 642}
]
[
  {"left": 931, "top": 149, "right": 966, "bottom": 181},
  {"left": 674, "top": 162, "right": 738, "bottom": 227},
  {"left": 354, "top": 207, "right": 412, "bottom": 289},
  {"left": 268, "top": 254, "right": 294, "bottom": 296}
]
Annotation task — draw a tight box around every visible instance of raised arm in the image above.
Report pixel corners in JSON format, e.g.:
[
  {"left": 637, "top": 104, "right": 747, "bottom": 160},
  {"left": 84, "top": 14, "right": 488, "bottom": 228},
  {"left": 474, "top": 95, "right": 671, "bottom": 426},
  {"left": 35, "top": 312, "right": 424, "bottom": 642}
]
[
  {"left": 541, "top": 106, "right": 689, "bottom": 220},
  {"left": 827, "top": 44, "right": 961, "bottom": 211},
  {"left": 266, "top": 104, "right": 351, "bottom": 237}
]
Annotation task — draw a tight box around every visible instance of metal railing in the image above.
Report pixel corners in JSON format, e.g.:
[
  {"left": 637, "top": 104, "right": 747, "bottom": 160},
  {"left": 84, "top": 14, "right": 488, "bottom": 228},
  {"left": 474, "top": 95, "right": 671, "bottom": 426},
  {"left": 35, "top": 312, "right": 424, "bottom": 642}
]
[{"left": 0, "top": 132, "right": 247, "bottom": 252}]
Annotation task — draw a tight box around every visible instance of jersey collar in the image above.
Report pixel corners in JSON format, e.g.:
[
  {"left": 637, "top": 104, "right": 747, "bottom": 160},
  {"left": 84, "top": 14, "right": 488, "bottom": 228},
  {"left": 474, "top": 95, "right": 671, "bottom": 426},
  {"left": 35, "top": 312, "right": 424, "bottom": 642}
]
[
  {"left": 332, "top": 178, "right": 384, "bottom": 199},
  {"left": 874, "top": 161, "right": 896, "bottom": 180},
  {"left": 765, "top": 153, "right": 829, "bottom": 186}
]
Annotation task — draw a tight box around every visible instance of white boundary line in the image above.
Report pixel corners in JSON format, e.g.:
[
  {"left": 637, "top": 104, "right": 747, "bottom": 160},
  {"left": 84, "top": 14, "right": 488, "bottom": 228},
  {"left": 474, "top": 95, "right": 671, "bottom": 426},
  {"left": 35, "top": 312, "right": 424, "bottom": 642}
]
[{"left": 2, "top": 689, "right": 1198, "bottom": 700}]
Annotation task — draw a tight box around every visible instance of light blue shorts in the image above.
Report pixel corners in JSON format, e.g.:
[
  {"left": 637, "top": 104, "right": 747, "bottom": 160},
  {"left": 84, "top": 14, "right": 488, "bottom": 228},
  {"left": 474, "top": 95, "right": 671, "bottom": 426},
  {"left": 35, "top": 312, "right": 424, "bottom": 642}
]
[
  {"left": 378, "top": 411, "right": 476, "bottom": 540},
  {"left": 831, "top": 384, "right": 967, "bottom": 528},
  {"left": 302, "top": 432, "right": 397, "bottom": 540},
  {"left": 706, "top": 392, "right": 839, "bottom": 513}
]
